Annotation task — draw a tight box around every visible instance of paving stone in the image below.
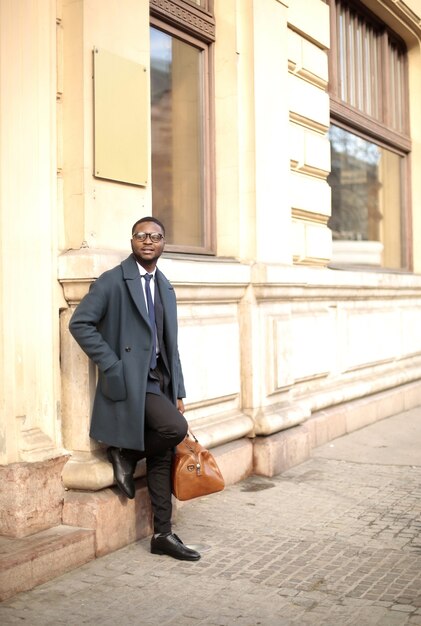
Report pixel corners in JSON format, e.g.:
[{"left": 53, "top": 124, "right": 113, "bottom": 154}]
[
  {"left": 1, "top": 411, "right": 421, "bottom": 625},
  {"left": 391, "top": 605, "right": 417, "bottom": 613}
]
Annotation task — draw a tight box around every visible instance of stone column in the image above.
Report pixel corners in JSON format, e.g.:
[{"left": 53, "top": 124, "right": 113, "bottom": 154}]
[
  {"left": 0, "top": 0, "right": 69, "bottom": 537},
  {"left": 253, "top": 0, "right": 292, "bottom": 265},
  {"left": 59, "top": 0, "right": 151, "bottom": 488},
  {"left": 59, "top": 250, "right": 124, "bottom": 490}
]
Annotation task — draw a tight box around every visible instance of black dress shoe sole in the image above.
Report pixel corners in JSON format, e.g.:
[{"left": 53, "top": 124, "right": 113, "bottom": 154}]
[{"left": 151, "top": 546, "right": 201, "bottom": 561}]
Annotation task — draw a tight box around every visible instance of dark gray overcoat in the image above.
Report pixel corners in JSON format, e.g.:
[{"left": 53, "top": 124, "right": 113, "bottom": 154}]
[{"left": 69, "top": 253, "right": 186, "bottom": 450}]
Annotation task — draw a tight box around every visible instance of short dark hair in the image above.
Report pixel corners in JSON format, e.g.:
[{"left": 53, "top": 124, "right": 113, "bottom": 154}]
[{"left": 132, "top": 216, "right": 165, "bottom": 236}]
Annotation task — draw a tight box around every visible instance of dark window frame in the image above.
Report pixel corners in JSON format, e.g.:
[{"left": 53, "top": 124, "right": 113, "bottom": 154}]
[
  {"left": 328, "top": 0, "right": 412, "bottom": 270},
  {"left": 149, "top": 0, "right": 215, "bottom": 254},
  {"left": 329, "top": 0, "right": 410, "bottom": 142},
  {"left": 150, "top": 0, "right": 215, "bottom": 42}
]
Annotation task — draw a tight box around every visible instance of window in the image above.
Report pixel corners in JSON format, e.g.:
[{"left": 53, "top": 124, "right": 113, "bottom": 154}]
[
  {"left": 150, "top": 0, "right": 215, "bottom": 253},
  {"left": 328, "top": 0, "right": 411, "bottom": 269}
]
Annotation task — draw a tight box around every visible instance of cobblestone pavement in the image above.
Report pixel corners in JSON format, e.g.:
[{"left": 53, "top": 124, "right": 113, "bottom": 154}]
[{"left": 1, "top": 411, "right": 421, "bottom": 625}]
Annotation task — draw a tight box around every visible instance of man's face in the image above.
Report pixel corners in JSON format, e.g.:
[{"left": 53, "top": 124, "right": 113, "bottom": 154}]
[{"left": 131, "top": 221, "right": 165, "bottom": 268}]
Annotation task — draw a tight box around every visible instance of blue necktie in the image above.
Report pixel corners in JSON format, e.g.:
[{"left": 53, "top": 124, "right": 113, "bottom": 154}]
[{"left": 143, "top": 274, "right": 157, "bottom": 370}]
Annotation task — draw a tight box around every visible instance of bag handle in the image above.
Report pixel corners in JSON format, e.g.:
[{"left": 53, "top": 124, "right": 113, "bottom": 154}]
[
  {"left": 186, "top": 430, "right": 199, "bottom": 443},
  {"left": 182, "top": 430, "right": 203, "bottom": 475}
]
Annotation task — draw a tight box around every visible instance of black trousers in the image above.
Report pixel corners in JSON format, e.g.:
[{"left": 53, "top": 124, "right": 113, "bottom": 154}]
[{"left": 125, "top": 361, "right": 188, "bottom": 533}]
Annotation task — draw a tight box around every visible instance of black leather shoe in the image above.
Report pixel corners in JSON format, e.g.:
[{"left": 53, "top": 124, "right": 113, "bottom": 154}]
[
  {"left": 106, "top": 447, "right": 136, "bottom": 499},
  {"left": 151, "top": 533, "right": 201, "bottom": 561}
]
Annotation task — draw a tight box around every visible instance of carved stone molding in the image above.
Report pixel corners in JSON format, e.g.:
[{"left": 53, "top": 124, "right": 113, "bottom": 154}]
[
  {"left": 289, "top": 111, "right": 329, "bottom": 134},
  {"left": 150, "top": 0, "right": 215, "bottom": 42}
]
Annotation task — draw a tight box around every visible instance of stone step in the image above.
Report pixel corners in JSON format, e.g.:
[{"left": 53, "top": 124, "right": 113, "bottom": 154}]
[{"left": 0, "top": 525, "right": 95, "bottom": 601}]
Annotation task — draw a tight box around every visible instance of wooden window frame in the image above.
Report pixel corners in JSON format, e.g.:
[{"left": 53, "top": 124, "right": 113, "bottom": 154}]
[
  {"left": 328, "top": 0, "right": 412, "bottom": 270},
  {"left": 150, "top": 0, "right": 215, "bottom": 41},
  {"left": 150, "top": 0, "right": 215, "bottom": 255},
  {"left": 329, "top": 0, "right": 410, "bottom": 147}
]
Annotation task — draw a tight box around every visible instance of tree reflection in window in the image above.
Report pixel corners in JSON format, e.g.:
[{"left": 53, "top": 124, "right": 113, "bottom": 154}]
[
  {"left": 328, "top": 126, "right": 381, "bottom": 241},
  {"left": 328, "top": 125, "right": 404, "bottom": 268}
]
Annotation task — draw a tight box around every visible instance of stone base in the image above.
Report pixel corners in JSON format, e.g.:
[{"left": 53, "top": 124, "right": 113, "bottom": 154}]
[
  {"left": 252, "top": 380, "right": 421, "bottom": 477},
  {"left": 62, "top": 479, "right": 153, "bottom": 557},
  {"left": 0, "top": 525, "right": 95, "bottom": 601},
  {"left": 0, "top": 455, "right": 69, "bottom": 537},
  {"left": 253, "top": 424, "right": 311, "bottom": 477},
  {"left": 213, "top": 438, "right": 253, "bottom": 485},
  {"left": 2, "top": 381, "right": 421, "bottom": 601}
]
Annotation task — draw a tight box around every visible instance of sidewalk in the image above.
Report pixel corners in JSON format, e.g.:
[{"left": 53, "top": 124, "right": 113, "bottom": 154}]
[{"left": 1, "top": 407, "right": 421, "bottom": 625}]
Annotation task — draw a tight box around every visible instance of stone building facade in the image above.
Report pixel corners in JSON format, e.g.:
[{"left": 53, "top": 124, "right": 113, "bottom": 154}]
[{"left": 1, "top": 0, "right": 421, "bottom": 597}]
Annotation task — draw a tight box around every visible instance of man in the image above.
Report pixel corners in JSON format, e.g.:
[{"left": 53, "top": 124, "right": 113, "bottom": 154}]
[{"left": 69, "top": 217, "right": 200, "bottom": 561}]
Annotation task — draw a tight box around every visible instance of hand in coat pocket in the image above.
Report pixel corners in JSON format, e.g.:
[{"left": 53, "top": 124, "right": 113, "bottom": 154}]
[{"left": 100, "top": 360, "right": 127, "bottom": 402}]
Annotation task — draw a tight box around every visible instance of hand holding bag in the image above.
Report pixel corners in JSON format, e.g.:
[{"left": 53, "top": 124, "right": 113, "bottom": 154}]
[{"left": 172, "top": 432, "right": 225, "bottom": 501}]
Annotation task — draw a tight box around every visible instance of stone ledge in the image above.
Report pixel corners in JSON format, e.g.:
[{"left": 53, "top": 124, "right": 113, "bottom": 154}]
[
  {"left": 253, "top": 425, "right": 311, "bottom": 477},
  {"left": 252, "top": 379, "right": 421, "bottom": 477},
  {"left": 213, "top": 438, "right": 253, "bottom": 486},
  {"left": 0, "top": 455, "right": 68, "bottom": 537},
  {"left": 306, "top": 380, "right": 421, "bottom": 449},
  {"left": 0, "top": 525, "right": 95, "bottom": 601},
  {"left": 62, "top": 480, "right": 153, "bottom": 557}
]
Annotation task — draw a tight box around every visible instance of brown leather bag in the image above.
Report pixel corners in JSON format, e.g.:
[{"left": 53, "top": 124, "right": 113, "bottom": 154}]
[{"left": 172, "top": 432, "right": 225, "bottom": 501}]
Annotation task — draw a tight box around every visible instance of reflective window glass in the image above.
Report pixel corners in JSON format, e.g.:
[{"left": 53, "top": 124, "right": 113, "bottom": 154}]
[
  {"left": 328, "top": 126, "right": 405, "bottom": 269},
  {"left": 150, "top": 26, "right": 207, "bottom": 249}
]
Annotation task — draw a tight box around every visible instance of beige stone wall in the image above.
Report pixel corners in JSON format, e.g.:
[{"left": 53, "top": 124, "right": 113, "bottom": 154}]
[
  {"left": 2, "top": 0, "right": 421, "bottom": 516},
  {"left": 62, "top": 0, "right": 151, "bottom": 252},
  {"left": 215, "top": 0, "right": 332, "bottom": 267},
  {"left": 288, "top": 0, "right": 332, "bottom": 265},
  {"left": 0, "top": 0, "right": 65, "bottom": 466}
]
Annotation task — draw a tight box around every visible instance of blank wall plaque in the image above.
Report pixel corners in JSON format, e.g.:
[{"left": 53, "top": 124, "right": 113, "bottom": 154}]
[{"left": 93, "top": 48, "right": 148, "bottom": 186}]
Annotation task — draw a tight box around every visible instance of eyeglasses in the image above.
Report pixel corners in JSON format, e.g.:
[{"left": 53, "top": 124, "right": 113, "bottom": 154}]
[{"left": 132, "top": 232, "right": 164, "bottom": 243}]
